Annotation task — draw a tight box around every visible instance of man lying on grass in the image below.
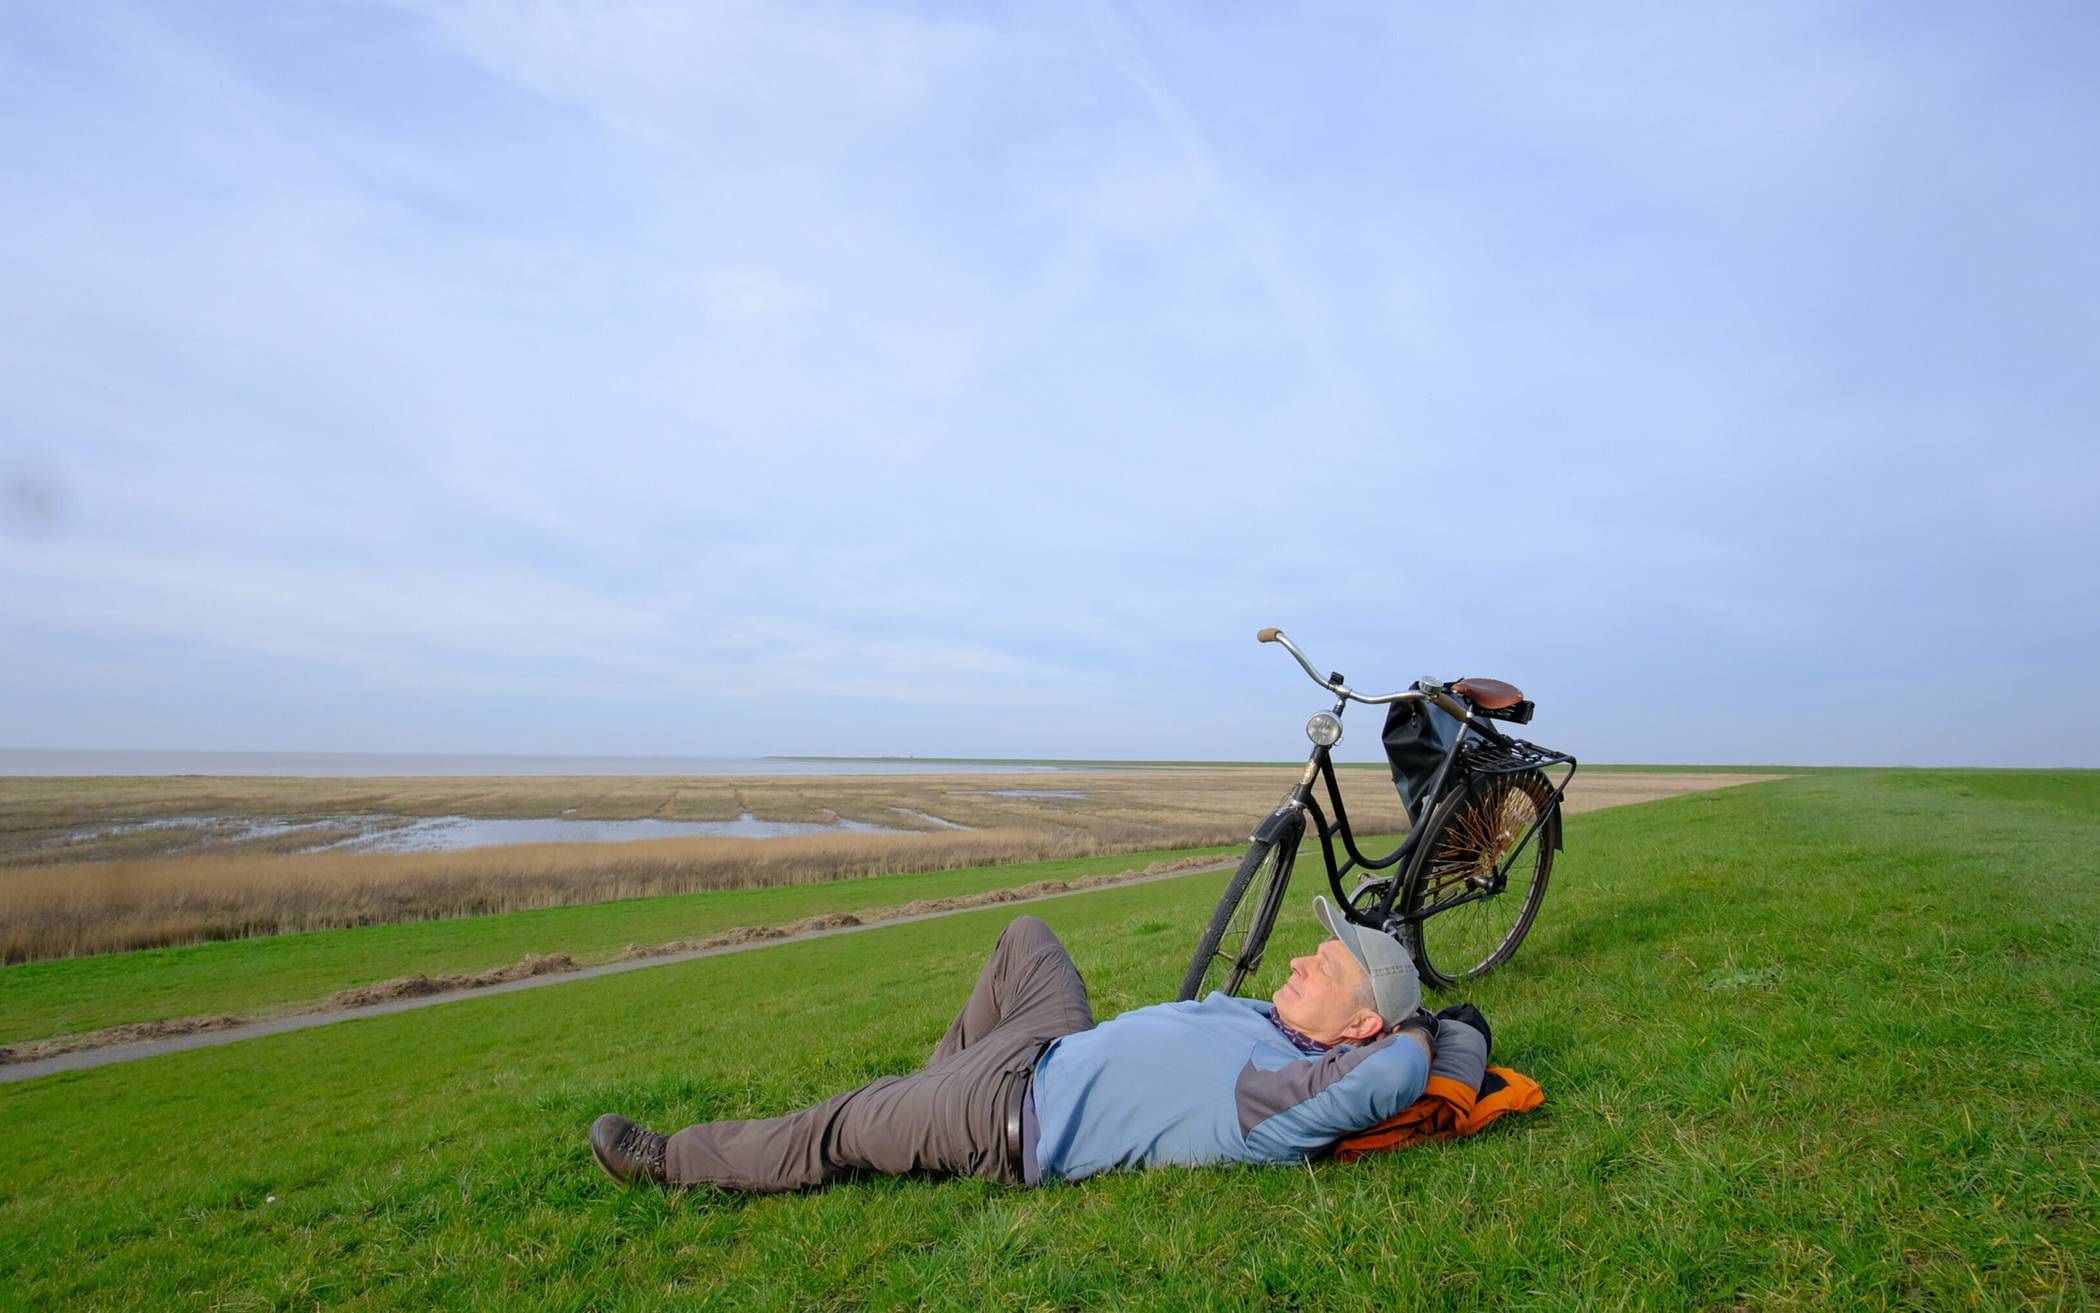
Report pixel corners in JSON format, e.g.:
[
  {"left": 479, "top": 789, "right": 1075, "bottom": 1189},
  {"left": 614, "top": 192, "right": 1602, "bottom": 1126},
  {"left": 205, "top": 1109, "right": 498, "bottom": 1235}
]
[{"left": 589, "top": 901, "right": 1436, "bottom": 1191}]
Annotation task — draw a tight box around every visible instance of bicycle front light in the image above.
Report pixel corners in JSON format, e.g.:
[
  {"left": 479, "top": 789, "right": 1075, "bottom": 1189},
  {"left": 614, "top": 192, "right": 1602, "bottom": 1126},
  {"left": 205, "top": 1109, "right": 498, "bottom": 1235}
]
[{"left": 1305, "top": 712, "right": 1343, "bottom": 748}]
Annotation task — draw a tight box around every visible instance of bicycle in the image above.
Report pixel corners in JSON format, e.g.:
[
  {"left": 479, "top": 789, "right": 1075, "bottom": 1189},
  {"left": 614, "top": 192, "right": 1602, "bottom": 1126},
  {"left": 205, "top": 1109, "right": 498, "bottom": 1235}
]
[{"left": 1177, "top": 628, "right": 1577, "bottom": 1001}]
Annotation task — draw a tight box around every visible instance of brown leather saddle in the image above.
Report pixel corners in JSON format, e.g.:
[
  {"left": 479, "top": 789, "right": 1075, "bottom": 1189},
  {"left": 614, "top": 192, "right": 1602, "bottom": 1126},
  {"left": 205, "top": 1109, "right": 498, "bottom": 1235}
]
[{"left": 1452, "top": 677, "right": 1524, "bottom": 710}]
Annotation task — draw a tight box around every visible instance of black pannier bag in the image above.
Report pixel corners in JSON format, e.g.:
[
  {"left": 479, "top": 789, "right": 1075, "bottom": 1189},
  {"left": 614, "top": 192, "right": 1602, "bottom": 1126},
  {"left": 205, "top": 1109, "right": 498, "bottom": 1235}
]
[{"left": 1382, "top": 688, "right": 1464, "bottom": 825}]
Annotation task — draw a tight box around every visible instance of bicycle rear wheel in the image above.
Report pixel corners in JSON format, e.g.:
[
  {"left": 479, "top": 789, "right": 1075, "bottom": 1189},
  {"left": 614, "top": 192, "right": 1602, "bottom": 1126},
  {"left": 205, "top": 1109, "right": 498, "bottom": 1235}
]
[
  {"left": 1401, "top": 770, "right": 1558, "bottom": 990},
  {"left": 1177, "top": 833, "right": 1298, "bottom": 1000}
]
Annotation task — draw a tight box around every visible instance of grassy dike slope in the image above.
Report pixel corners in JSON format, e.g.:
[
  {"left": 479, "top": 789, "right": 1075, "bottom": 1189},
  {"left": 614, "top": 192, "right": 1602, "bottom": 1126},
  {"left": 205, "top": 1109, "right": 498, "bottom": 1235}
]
[{"left": 2, "top": 772, "right": 2095, "bottom": 1310}]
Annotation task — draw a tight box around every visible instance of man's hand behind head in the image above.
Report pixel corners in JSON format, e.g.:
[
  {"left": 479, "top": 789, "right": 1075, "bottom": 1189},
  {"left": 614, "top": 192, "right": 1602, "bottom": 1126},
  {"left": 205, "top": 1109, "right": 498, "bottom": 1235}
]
[{"left": 1394, "top": 1009, "right": 1437, "bottom": 1062}]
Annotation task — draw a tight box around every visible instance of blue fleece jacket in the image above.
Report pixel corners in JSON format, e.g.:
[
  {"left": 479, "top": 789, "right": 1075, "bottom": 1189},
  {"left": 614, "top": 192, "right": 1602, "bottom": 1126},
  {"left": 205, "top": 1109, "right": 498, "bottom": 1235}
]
[{"left": 1028, "top": 992, "right": 1430, "bottom": 1182}]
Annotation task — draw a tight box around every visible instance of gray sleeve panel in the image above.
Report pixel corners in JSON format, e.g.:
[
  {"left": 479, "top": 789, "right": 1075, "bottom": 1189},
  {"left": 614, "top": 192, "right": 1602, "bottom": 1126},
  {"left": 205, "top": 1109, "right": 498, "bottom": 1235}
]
[
  {"left": 1233, "top": 1035, "right": 1399, "bottom": 1137},
  {"left": 1427, "top": 1017, "right": 1488, "bottom": 1090}
]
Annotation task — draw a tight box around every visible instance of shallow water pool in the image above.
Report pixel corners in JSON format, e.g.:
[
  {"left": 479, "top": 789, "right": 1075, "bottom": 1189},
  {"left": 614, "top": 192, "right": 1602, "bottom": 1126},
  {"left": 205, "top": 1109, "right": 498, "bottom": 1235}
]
[{"left": 322, "top": 812, "right": 912, "bottom": 853}]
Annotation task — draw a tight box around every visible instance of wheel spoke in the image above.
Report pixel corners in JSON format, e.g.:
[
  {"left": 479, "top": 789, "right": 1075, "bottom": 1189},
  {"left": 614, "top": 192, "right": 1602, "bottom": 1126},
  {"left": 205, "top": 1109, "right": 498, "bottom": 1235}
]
[{"left": 1411, "top": 772, "right": 1556, "bottom": 985}]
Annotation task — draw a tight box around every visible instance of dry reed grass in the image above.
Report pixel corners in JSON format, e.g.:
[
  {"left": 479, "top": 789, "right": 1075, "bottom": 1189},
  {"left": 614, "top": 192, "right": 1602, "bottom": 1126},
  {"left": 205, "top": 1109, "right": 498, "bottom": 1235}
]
[
  {"left": 0, "top": 855, "right": 1233, "bottom": 1065},
  {"left": 0, "top": 821, "right": 1246, "bottom": 964},
  {"left": 0, "top": 768, "right": 1769, "bottom": 964}
]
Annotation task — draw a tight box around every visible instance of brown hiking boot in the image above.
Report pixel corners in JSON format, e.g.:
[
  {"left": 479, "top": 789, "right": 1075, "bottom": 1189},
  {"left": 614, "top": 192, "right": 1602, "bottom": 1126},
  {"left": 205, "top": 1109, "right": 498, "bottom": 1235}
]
[{"left": 590, "top": 1113, "right": 669, "bottom": 1187}]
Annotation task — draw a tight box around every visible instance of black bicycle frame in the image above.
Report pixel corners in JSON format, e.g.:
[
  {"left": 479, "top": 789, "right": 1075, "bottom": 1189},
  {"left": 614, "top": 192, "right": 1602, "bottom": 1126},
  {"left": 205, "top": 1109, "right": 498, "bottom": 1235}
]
[{"left": 1266, "top": 687, "right": 1539, "bottom": 937}]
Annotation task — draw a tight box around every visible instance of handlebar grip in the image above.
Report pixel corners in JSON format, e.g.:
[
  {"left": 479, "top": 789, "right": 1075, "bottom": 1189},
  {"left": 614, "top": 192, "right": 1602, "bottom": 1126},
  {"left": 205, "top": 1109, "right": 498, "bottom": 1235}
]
[{"left": 1256, "top": 627, "right": 1281, "bottom": 643}]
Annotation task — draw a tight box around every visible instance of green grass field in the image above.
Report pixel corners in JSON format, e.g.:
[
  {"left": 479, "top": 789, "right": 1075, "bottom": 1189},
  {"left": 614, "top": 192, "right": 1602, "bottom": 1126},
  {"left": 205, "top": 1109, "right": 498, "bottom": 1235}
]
[{"left": 2, "top": 771, "right": 2094, "bottom": 1310}]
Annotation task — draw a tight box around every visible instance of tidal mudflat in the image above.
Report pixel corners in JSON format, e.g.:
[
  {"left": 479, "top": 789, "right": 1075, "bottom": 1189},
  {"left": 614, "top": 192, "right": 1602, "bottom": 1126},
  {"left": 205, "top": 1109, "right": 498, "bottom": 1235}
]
[{"left": 41, "top": 810, "right": 925, "bottom": 859}]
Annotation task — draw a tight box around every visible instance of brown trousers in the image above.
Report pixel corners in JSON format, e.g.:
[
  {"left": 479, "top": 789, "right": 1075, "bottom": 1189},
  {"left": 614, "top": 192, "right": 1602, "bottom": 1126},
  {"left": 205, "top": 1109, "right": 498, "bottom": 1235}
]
[{"left": 664, "top": 915, "right": 1095, "bottom": 1191}]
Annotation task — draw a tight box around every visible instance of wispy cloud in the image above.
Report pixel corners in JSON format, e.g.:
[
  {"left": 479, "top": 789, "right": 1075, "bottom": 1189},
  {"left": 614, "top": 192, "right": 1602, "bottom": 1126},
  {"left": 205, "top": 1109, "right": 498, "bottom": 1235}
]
[{"left": 2, "top": 1, "right": 2094, "bottom": 763}]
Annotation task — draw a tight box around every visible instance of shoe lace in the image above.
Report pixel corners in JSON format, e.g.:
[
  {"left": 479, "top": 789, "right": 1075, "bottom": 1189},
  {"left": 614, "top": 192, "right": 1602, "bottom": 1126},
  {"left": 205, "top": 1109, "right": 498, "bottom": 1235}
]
[{"left": 617, "top": 1122, "right": 666, "bottom": 1172}]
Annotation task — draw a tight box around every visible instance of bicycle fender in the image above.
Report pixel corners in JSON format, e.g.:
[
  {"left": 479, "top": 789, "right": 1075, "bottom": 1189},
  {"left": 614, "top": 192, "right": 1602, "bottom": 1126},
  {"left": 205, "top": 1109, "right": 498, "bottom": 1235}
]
[{"left": 1250, "top": 804, "right": 1305, "bottom": 846}]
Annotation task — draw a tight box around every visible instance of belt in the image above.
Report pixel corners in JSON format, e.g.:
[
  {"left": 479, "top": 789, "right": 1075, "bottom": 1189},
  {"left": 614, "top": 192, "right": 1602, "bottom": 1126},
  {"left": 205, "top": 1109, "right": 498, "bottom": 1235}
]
[
  {"left": 1004, "top": 1070, "right": 1029, "bottom": 1168},
  {"left": 1006, "top": 1041, "right": 1052, "bottom": 1179}
]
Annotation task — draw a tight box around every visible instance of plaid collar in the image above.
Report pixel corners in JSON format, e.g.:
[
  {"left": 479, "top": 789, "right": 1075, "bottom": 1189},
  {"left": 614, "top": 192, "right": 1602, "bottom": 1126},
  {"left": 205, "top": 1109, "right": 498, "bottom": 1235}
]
[{"left": 1269, "top": 1012, "right": 1332, "bottom": 1054}]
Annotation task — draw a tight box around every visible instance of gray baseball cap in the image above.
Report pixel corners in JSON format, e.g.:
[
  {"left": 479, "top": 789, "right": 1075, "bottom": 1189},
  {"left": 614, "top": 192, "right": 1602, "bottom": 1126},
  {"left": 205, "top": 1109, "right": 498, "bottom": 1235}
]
[{"left": 1312, "top": 896, "right": 1421, "bottom": 1027}]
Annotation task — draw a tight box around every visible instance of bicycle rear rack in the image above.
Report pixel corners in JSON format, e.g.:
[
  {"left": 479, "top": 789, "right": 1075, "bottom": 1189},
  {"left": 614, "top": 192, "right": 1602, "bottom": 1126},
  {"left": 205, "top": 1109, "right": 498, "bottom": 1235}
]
[{"left": 1459, "top": 736, "right": 1577, "bottom": 796}]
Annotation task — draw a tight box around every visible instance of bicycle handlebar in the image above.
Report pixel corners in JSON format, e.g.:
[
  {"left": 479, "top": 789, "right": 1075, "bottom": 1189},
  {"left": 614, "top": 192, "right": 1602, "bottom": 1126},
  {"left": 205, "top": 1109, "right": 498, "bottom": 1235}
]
[{"left": 1255, "top": 627, "right": 1436, "bottom": 707}]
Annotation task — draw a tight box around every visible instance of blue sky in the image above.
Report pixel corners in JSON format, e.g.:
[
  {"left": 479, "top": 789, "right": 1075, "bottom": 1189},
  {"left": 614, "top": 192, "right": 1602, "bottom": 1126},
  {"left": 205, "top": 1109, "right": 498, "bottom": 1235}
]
[{"left": 2, "top": 2, "right": 2095, "bottom": 766}]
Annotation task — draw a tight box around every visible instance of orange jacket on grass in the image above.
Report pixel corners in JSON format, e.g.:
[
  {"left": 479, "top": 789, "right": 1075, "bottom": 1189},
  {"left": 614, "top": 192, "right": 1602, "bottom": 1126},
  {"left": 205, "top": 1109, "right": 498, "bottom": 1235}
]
[{"left": 1332, "top": 1004, "right": 1544, "bottom": 1162}]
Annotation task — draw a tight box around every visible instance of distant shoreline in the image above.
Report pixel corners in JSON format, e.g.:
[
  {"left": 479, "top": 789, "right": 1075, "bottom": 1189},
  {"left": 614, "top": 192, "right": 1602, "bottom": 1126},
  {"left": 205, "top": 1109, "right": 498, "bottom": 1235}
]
[
  {"left": 0, "top": 751, "right": 1079, "bottom": 779},
  {"left": 780, "top": 755, "right": 1309, "bottom": 769},
  {"left": 0, "top": 750, "right": 2008, "bottom": 778},
  {"left": 0, "top": 749, "right": 1358, "bottom": 779}
]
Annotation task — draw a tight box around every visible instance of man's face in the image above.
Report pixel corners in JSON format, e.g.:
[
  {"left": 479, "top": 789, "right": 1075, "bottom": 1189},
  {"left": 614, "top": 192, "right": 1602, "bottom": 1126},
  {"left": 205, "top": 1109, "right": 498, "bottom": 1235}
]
[{"left": 1271, "top": 938, "right": 1385, "bottom": 1046}]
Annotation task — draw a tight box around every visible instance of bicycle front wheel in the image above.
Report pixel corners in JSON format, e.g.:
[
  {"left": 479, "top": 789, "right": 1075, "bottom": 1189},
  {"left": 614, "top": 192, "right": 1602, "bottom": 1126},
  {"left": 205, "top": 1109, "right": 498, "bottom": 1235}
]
[
  {"left": 1177, "top": 833, "right": 1298, "bottom": 1000},
  {"left": 1401, "top": 770, "right": 1558, "bottom": 990}
]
